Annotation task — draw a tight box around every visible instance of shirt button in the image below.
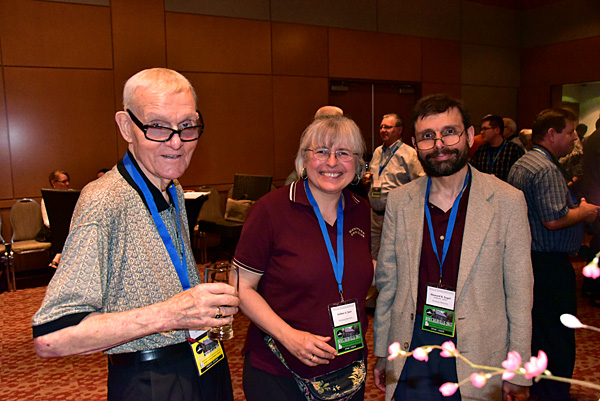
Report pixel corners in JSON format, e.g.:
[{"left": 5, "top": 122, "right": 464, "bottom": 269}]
[
  {"left": 410, "top": 313, "right": 414, "bottom": 320},
  {"left": 403, "top": 342, "right": 410, "bottom": 350},
  {"left": 440, "top": 235, "right": 445, "bottom": 240}
]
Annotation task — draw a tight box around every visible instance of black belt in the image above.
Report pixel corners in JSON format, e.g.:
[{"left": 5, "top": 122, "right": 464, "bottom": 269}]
[
  {"left": 108, "top": 342, "right": 189, "bottom": 366},
  {"left": 373, "top": 209, "right": 385, "bottom": 216}
]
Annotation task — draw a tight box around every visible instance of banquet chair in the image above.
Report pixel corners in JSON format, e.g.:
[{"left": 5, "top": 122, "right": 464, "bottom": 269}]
[
  {"left": 41, "top": 189, "right": 81, "bottom": 255},
  {"left": 196, "top": 187, "right": 243, "bottom": 262},
  {"left": 0, "top": 217, "right": 12, "bottom": 291},
  {"left": 197, "top": 175, "right": 274, "bottom": 260},
  {"left": 9, "top": 199, "right": 52, "bottom": 290}
]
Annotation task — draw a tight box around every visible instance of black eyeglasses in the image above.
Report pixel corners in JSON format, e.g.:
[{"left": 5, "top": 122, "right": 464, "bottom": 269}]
[
  {"left": 414, "top": 128, "right": 465, "bottom": 150},
  {"left": 127, "top": 109, "right": 204, "bottom": 142}
]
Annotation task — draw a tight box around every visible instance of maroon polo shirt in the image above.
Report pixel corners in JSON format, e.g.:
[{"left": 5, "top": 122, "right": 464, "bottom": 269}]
[
  {"left": 234, "top": 180, "right": 373, "bottom": 379},
  {"left": 417, "top": 174, "right": 471, "bottom": 316}
]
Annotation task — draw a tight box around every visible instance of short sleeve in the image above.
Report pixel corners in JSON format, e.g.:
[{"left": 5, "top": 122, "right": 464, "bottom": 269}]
[
  {"left": 533, "top": 167, "right": 570, "bottom": 222},
  {"left": 233, "top": 200, "right": 273, "bottom": 275}
]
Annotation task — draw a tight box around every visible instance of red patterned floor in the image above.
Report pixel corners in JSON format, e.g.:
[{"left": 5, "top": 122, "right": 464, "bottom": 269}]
[{"left": 1, "top": 260, "right": 599, "bottom": 401}]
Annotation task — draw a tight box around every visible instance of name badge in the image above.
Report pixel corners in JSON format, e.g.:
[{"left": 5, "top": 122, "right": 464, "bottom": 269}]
[
  {"left": 328, "top": 300, "right": 364, "bottom": 355},
  {"left": 422, "top": 286, "right": 456, "bottom": 337},
  {"left": 188, "top": 330, "right": 224, "bottom": 375},
  {"left": 371, "top": 187, "right": 382, "bottom": 198}
]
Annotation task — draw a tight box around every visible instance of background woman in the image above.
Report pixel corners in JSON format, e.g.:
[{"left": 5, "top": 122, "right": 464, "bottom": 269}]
[{"left": 234, "top": 115, "right": 373, "bottom": 401}]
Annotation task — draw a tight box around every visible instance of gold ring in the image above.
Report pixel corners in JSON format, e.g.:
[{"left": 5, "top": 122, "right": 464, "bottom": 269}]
[
  {"left": 215, "top": 306, "right": 223, "bottom": 319},
  {"left": 310, "top": 354, "right": 315, "bottom": 361}
]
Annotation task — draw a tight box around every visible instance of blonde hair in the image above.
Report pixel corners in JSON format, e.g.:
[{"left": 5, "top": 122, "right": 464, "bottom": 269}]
[
  {"left": 294, "top": 115, "right": 366, "bottom": 179},
  {"left": 122, "top": 68, "right": 197, "bottom": 111}
]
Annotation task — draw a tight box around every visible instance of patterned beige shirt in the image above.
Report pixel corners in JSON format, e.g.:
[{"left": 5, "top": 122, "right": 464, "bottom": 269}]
[{"left": 32, "top": 166, "right": 200, "bottom": 354}]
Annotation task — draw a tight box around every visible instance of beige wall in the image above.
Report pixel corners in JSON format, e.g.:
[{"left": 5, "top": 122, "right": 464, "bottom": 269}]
[{"left": 1, "top": 0, "right": 600, "bottom": 240}]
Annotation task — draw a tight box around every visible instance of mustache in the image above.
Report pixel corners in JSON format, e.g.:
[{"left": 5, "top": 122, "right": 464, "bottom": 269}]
[{"left": 425, "top": 147, "right": 459, "bottom": 160}]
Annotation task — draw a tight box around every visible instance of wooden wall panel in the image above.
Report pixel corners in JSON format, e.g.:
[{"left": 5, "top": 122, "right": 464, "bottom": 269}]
[
  {"left": 179, "top": 73, "right": 274, "bottom": 187},
  {"left": 518, "top": 86, "right": 552, "bottom": 129},
  {"left": 378, "top": 0, "right": 461, "bottom": 41},
  {"left": 421, "top": 83, "right": 462, "bottom": 99},
  {"left": 272, "top": 23, "right": 328, "bottom": 77},
  {"left": 166, "top": 14, "right": 271, "bottom": 75},
  {"left": 4, "top": 68, "right": 118, "bottom": 198},
  {"left": 521, "top": 36, "right": 600, "bottom": 87},
  {"left": 329, "top": 29, "right": 422, "bottom": 82},
  {"left": 461, "top": 1, "right": 521, "bottom": 47},
  {"left": 165, "top": 0, "right": 270, "bottom": 20},
  {"left": 462, "top": 85, "right": 518, "bottom": 124},
  {"left": 272, "top": 76, "right": 329, "bottom": 181},
  {"left": 0, "top": 0, "right": 112, "bottom": 69},
  {"left": 422, "top": 39, "right": 461, "bottom": 84},
  {"left": 522, "top": 0, "right": 600, "bottom": 47},
  {"left": 271, "top": 0, "right": 377, "bottom": 31},
  {"left": 462, "top": 44, "right": 521, "bottom": 87},
  {"left": 0, "top": 72, "right": 13, "bottom": 201}
]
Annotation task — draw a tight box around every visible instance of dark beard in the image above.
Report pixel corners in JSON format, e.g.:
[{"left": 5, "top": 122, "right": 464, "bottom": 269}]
[{"left": 417, "top": 146, "right": 469, "bottom": 177}]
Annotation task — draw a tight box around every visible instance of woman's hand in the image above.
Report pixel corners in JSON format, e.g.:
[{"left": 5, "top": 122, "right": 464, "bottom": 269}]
[{"left": 279, "top": 328, "right": 338, "bottom": 367}]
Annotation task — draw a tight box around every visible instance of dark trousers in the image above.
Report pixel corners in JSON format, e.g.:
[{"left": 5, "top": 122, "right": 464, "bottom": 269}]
[
  {"left": 530, "top": 252, "right": 576, "bottom": 401},
  {"left": 107, "top": 345, "right": 233, "bottom": 401},
  {"left": 242, "top": 353, "right": 366, "bottom": 401},
  {"left": 393, "top": 315, "right": 460, "bottom": 401}
]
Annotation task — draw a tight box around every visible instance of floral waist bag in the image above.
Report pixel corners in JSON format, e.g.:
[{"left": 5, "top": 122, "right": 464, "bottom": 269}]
[{"left": 264, "top": 334, "right": 366, "bottom": 401}]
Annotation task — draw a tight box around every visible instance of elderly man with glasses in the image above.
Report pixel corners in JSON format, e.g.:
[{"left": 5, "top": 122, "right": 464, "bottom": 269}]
[
  {"left": 373, "top": 94, "right": 533, "bottom": 401},
  {"left": 32, "top": 68, "right": 238, "bottom": 401}
]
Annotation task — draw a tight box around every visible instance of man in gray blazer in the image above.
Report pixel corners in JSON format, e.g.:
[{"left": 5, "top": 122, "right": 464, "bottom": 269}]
[{"left": 373, "top": 94, "right": 533, "bottom": 401}]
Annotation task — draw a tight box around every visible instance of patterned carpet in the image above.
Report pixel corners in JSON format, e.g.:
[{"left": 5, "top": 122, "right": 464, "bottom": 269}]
[{"left": 1, "top": 260, "right": 599, "bottom": 401}]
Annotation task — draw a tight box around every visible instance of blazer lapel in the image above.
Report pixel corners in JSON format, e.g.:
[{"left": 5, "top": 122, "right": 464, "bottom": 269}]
[
  {"left": 456, "top": 168, "right": 494, "bottom": 300},
  {"left": 403, "top": 178, "right": 427, "bottom": 306}
]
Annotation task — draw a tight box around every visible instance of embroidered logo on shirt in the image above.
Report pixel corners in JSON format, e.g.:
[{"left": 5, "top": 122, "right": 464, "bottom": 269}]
[{"left": 349, "top": 227, "right": 365, "bottom": 238}]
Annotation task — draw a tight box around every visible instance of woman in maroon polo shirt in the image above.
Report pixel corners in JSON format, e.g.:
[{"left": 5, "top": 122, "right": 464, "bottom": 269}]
[{"left": 234, "top": 115, "right": 374, "bottom": 401}]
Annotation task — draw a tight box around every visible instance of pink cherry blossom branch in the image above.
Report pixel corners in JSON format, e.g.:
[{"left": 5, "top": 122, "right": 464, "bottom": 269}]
[{"left": 388, "top": 331, "right": 600, "bottom": 397}]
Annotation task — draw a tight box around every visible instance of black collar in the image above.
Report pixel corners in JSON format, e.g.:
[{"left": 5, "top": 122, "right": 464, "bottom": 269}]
[{"left": 117, "top": 150, "right": 173, "bottom": 212}]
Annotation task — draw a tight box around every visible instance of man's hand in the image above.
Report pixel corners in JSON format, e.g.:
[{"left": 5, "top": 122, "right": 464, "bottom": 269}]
[
  {"left": 579, "top": 198, "right": 599, "bottom": 223},
  {"left": 373, "top": 357, "right": 386, "bottom": 392},
  {"left": 162, "top": 283, "right": 239, "bottom": 331},
  {"left": 502, "top": 381, "right": 529, "bottom": 401}
]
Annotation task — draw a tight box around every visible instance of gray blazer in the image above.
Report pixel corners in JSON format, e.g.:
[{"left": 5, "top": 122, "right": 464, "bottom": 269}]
[{"left": 374, "top": 167, "right": 533, "bottom": 401}]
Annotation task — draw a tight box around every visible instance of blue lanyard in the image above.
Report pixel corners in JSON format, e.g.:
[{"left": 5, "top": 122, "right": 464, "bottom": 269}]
[
  {"left": 424, "top": 168, "right": 470, "bottom": 285},
  {"left": 123, "top": 152, "right": 190, "bottom": 290},
  {"left": 532, "top": 146, "right": 577, "bottom": 204},
  {"left": 304, "top": 180, "right": 345, "bottom": 300},
  {"left": 486, "top": 141, "right": 506, "bottom": 171},
  {"left": 379, "top": 142, "right": 401, "bottom": 176}
]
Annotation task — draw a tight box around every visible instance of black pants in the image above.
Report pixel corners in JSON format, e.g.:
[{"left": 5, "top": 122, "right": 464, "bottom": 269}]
[
  {"left": 530, "top": 252, "right": 576, "bottom": 401},
  {"left": 242, "top": 354, "right": 366, "bottom": 401},
  {"left": 107, "top": 345, "right": 233, "bottom": 401},
  {"left": 393, "top": 315, "right": 460, "bottom": 401}
]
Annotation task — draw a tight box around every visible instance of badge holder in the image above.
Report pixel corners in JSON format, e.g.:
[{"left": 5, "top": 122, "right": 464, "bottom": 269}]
[
  {"left": 328, "top": 299, "right": 364, "bottom": 355},
  {"left": 421, "top": 286, "right": 456, "bottom": 337},
  {"left": 188, "top": 329, "right": 225, "bottom": 375}
]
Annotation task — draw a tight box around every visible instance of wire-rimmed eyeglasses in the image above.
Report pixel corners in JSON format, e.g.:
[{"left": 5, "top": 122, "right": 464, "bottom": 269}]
[
  {"left": 414, "top": 128, "right": 465, "bottom": 150},
  {"left": 305, "top": 148, "right": 358, "bottom": 162}
]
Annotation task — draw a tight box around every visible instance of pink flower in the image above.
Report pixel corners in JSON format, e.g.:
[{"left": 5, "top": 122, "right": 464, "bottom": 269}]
[
  {"left": 440, "top": 341, "right": 458, "bottom": 358},
  {"left": 583, "top": 263, "right": 600, "bottom": 279},
  {"left": 524, "top": 350, "right": 548, "bottom": 379},
  {"left": 501, "top": 350, "right": 522, "bottom": 379},
  {"left": 388, "top": 342, "right": 402, "bottom": 360},
  {"left": 439, "top": 382, "right": 459, "bottom": 397},
  {"left": 470, "top": 373, "right": 487, "bottom": 388},
  {"left": 413, "top": 347, "right": 429, "bottom": 362},
  {"left": 502, "top": 351, "right": 522, "bottom": 370}
]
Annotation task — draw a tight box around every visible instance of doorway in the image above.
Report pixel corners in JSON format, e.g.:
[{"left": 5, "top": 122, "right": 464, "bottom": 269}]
[{"left": 328, "top": 80, "right": 420, "bottom": 158}]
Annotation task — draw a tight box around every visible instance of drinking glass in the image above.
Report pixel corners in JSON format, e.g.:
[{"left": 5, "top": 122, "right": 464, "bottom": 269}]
[{"left": 205, "top": 261, "right": 238, "bottom": 340}]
